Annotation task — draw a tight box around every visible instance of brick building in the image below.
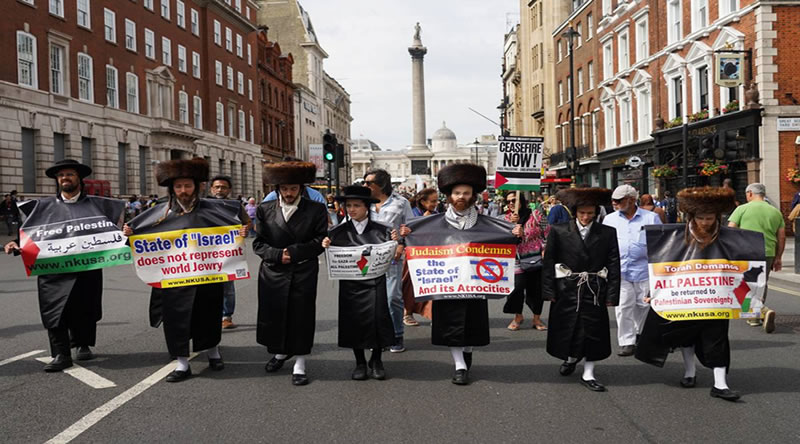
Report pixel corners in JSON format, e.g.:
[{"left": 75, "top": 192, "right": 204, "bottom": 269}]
[
  {"left": 255, "top": 28, "right": 294, "bottom": 164},
  {"left": 3, "top": 0, "right": 263, "bottom": 198}
]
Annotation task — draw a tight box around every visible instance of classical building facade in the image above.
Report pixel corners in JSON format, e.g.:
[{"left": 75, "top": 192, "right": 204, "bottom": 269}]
[
  {"left": 3, "top": 0, "right": 264, "bottom": 198},
  {"left": 256, "top": 28, "right": 294, "bottom": 164},
  {"left": 323, "top": 71, "right": 353, "bottom": 185},
  {"left": 502, "top": 25, "right": 523, "bottom": 135}
]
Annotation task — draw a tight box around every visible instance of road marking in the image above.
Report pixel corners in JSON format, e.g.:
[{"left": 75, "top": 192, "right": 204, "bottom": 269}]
[
  {"left": 35, "top": 358, "right": 117, "bottom": 389},
  {"left": 0, "top": 350, "right": 46, "bottom": 367},
  {"left": 770, "top": 285, "right": 800, "bottom": 298},
  {"left": 46, "top": 353, "right": 198, "bottom": 444}
]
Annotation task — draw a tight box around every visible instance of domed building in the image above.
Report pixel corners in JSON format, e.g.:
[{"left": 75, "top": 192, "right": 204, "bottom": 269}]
[{"left": 431, "top": 122, "right": 458, "bottom": 152}]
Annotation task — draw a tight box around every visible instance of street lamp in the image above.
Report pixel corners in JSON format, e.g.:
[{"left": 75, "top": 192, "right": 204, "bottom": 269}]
[
  {"left": 562, "top": 24, "right": 580, "bottom": 188},
  {"left": 473, "top": 138, "right": 480, "bottom": 164}
]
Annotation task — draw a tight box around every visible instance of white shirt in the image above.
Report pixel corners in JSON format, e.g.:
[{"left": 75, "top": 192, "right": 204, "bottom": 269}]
[
  {"left": 280, "top": 195, "right": 299, "bottom": 221},
  {"left": 61, "top": 193, "right": 80, "bottom": 204},
  {"left": 352, "top": 218, "right": 368, "bottom": 235},
  {"left": 578, "top": 221, "right": 593, "bottom": 240}
]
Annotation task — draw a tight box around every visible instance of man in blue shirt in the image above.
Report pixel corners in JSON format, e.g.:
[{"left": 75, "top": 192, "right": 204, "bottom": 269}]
[
  {"left": 263, "top": 186, "right": 326, "bottom": 204},
  {"left": 602, "top": 185, "right": 662, "bottom": 356}
]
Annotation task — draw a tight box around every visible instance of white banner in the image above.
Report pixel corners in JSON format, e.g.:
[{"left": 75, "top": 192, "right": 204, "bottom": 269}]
[
  {"left": 326, "top": 241, "right": 397, "bottom": 280},
  {"left": 309, "top": 144, "right": 324, "bottom": 178}
]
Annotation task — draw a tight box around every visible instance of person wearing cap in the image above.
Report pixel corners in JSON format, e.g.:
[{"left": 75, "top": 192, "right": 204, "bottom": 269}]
[
  {"left": 398, "top": 163, "right": 523, "bottom": 385},
  {"left": 602, "top": 184, "right": 662, "bottom": 357},
  {"left": 255, "top": 161, "right": 327, "bottom": 386},
  {"left": 208, "top": 175, "right": 252, "bottom": 330},
  {"left": 542, "top": 188, "right": 621, "bottom": 392},
  {"left": 635, "top": 187, "right": 742, "bottom": 401},
  {"left": 123, "top": 158, "right": 242, "bottom": 382},
  {"left": 320, "top": 185, "right": 395, "bottom": 381},
  {"left": 4, "top": 159, "right": 123, "bottom": 372}
]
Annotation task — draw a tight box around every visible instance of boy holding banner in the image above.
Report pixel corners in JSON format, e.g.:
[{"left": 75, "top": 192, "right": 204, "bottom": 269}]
[{"left": 321, "top": 185, "right": 396, "bottom": 381}]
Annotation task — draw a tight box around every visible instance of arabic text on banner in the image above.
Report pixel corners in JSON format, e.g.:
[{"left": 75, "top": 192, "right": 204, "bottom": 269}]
[
  {"left": 326, "top": 241, "right": 397, "bottom": 280},
  {"left": 129, "top": 225, "right": 249, "bottom": 288},
  {"left": 18, "top": 197, "right": 130, "bottom": 276},
  {"left": 646, "top": 225, "right": 766, "bottom": 321}
]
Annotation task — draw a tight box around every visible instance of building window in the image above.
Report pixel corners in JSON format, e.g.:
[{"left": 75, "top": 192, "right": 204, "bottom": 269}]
[
  {"left": 671, "top": 76, "right": 683, "bottom": 119},
  {"left": 144, "top": 29, "right": 155, "bottom": 59},
  {"left": 618, "top": 30, "right": 629, "bottom": 72},
  {"left": 227, "top": 66, "right": 234, "bottom": 90},
  {"left": 77, "top": 0, "right": 91, "bottom": 28},
  {"left": 125, "top": 19, "right": 136, "bottom": 51},
  {"left": 620, "top": 96, "right": 632, "bottom": 145},
  {"left": 602, "top": 0, "right": 611, "bottom": 16},
  {"left": 720, "top": 0, "right": 739, "bottom": 16},
  {"left": 238, "top": 110, "right": 246, "bottom": 141},
  {"left": 228, "top": 105, "right": 235, "bottom": 137},
  {"left": 636, "top": 16, "right": 649, "bottom": 62},
  {"left": 216, "top": 102, "right": 224, "bottom": 135},
  {"left": 192, "top": 51, "right": 200, "bottom": 78},
  {"left": 104, "top": 9, "right": 116, "bottom": 43},
  {"left": 235, "top": 0, "right": 242, "bottom": 12},
  {"left": 178, "top": 91, "right": 188, "bottom": 123},
  {"left": 176, "top": 0, "right": 185, "bottom": 28},
  {"left": 586, "top": 13, "right": 593, "bottom": 39},
  {"left": 697, "top": 66, "right": 709, "bottom": 111},
  {"left": 567, "top": 75, "right": 572, "bottom": 101},
  {"left": 558, "top": 82, "right": 564, "bottom": 106},
  {"left": 213, "top": 20, "right": 221, "bottom": 45},
  {"left": 177, "top": 45, "right": 186, "bottom": 72},
  {"left": 692, "top": 0, "right": 708, "bottom": 31},
  {"left": 577, "top": 68, "right": 584, "bottom": 95},
  {"left": 215, "top": 60, "right": 223, "bottom": 85},
  {"left": 604, "top": 103, "right": 616, "bottom": 149},
  {"left": 160, "top": 0, "right": 169, "bottom": 20},
  {"left": 557, "top": 39, "right": 563, "bottom": 62},
  {"left": 106, "top": 65, "right": 118, "bottom": 108},
  {"left": 225, "top": 28, "right": 232, "bottom": 52},
  {"left": 118, "top": 143, "right": 128, "bottom": 195},
  {"left": 247, "top": 44, "right": 252, "bottom": 65},
  {"left": 190, "top": 9, "right": 199, "bottom": 35},
  {"left": 248, "top": 79, "right": 252, "bottom": 100},
  {"left": 22, "top": 128, "right": 36, "bottom": 193},
  {"left": 162, "top": 37, "right": 171, "bottom": 66},
  {"left": 603, "top": 40, "right": 614, "bottom": 79},
  {"left": 127, "top": 72, "right": 139, "bottom": 113},
  {"left": 50, "top": 44, "right": 64, "bottom": 94},
  {"left": 144, "top": 0, "right": 153, "bottom": 11},
  {"left": 591, "top": 110, "right": 599, "bottom": 153},
  {"left": 237, "top": 71, "right": 244, "bottom": 95},
  {"left": 249, "top": 114, "right": 254, "bottom": 143},
  {"left": 667, "top": 0, "right": 682, "bottom": 44},
  {"left": 637, "top": 88, "right": 651, "bottom": 141},
  {"left": 588, "top": 61, "right": 595, "bottom": 88},
  {"left": 236, "top": 34, "right": 243, "bottom": 57},
  {"left": 77, "top": 52, "right": 93, "bottom": 102},
  {"left": 138, "top": 146, "right": 147, "bottom": 195},
  {"left": 576, "top": 22, "right": 582, "bottom": 47},
  {"left": 50, "top": 0, "right": 64, "bottom": 17},
  {"left": 246, "top": 6, "right": 251, "bottom": 20},
  {"left": 193, "top": 96, "right": 202, "bottom": 129}
]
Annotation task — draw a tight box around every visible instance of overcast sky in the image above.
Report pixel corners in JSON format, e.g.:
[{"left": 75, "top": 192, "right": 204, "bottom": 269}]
[{"left": 299, "top": 0, "right": 519, "bottom": 150}]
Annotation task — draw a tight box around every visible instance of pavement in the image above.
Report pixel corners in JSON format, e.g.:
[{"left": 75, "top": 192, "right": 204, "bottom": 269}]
[{"left": 1, "top": 237, "right": 799, "bottom": 443}]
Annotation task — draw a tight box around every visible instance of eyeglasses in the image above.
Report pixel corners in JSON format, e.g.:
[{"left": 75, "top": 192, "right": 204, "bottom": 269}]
[{"left": 611, "top": 198, "right": 623, "bottom": 204}]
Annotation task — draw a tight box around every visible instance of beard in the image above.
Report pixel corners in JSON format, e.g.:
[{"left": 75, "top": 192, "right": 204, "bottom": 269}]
[
  {"left": 687, "top": 217, "right": 719, "bottom": 249},
  {"left": 60, "top": 181, "right": 78, "bottom": 193},
  {"left": 447, "top": 196, "right": 476, "bottom": 212},
  {"left": 175, "top": 192, "right": 197, "bottom": 210}
]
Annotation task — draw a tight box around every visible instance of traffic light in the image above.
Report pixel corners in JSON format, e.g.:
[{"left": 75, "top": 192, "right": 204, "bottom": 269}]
[
  {"left": 323, "top": 131, "right": 337, "bottom": 163},
  {"left": 335, "top": 143, "right": 345, "bottom": 168}
]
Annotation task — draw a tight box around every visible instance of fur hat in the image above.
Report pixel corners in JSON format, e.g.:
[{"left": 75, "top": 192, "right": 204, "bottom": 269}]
[
  {"left": 437, "top": 163, "right": 486, "bottom": 195},
  {"left": 155, "top": 158, "right": 209, "bottom": 187},
  {"left": 335, "top": 185, "right": 379, "bottom": 204},
  {"left": 559, "top": 187, "right": 612, "bottom": 210},
  {"left": 677, "top": 187, "right": 736, "bottom": 215},
  {"left": 263, "top": 161, "right": 317, "bottom": 185},
  {"left": 46, "top": 159, "right": 92, "bottom": 179}
]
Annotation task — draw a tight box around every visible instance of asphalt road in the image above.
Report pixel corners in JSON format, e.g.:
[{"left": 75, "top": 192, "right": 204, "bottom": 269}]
[{"left": 1, "top": 238, "right": 799, "bottom": 443}]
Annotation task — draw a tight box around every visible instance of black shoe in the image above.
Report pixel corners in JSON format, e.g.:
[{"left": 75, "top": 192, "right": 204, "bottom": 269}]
[
  {"left": 680, "top": 376, "right": 696, "bottom": 388},
  {"left": 617, "top": 345, "right": 635, "bottom": 357},
  {"left": 75, "top": 346, "right": 95, "bottom": 361},
  {"left": 451, "top": 369, "right": 470, "bottom": 385},
  {"left": 208, "top": 357, "right": 224, "bottom": 371},
  {"left": 580, "top": 378, "right": 607, "bottom": 392},
  {"left": 292, "top": 373, "right": 309, "bottom": 386},
  {"left": 368, "top": 359, "right": 386, "bottom": 380},
  {"left": 165, "top": 368, "right": 192, "bottom": 383},
  {"left": 265, "top": 355, "right": 293, "bottom": 373},
  {"left": 464, "top": 352, "right": 473, "bottom": 370},
  {"left": 351, "top": 364, "right": 368, "bottom": 381},
  {"left": 559, "top": 360, "right": 577, "bottom": 376},
  {"left": 710, "top": 387, "right": 740, "bottom": 401},
  {"left": 43, "top": 354, "right": 73, "bottom": 372}
]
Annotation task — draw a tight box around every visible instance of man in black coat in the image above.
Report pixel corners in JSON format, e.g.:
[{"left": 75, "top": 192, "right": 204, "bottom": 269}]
[
  {"left": 254, "top": 161, "right": 327, "bottom": 386},
  {"left": 542, "top": 187, "right": 621, "bottom": 392},
  {"left": 4, "top": 160, "right": 123, "bottom": 372}
]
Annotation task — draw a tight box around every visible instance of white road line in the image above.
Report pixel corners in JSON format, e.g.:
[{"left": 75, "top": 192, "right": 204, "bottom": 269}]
[
  {"left": 35, "top": 358, "right": 117, "bottom": 389},
  {"left": 770, "top": 285, "right": 800, "bottom": 298},
  {"left": 0, "top": 350, "right": 46, "bottom": 367},
  {"left": 45, "top": 353, "right": 198, "bottom": 444}
]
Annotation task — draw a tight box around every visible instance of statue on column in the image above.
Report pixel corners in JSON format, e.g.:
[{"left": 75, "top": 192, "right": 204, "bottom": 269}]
[{"left": 414, "top": 23, "right": 422, "bottom": 43}]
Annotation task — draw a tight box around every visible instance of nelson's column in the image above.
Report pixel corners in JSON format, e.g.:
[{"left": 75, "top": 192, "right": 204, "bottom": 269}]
[{"left": 408, "top": 23, "right": 433, "bottom": 181}]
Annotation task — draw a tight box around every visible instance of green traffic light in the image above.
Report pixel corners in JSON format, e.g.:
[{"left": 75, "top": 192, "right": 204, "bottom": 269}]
[{"left": 324, "top": 152, "right": 334, "bottom": 161}]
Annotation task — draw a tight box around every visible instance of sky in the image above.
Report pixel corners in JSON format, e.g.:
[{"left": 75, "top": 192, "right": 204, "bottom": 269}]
[{"left": 298, "top": 0, "right": 519, "bottom": 150}]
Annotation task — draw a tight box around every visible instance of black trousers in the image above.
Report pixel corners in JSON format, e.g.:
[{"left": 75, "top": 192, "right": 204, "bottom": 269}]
[
  {"left": 503, "top": 269, "right": 544, "bottom": 316},
  {"left": 46, "top": 288, "right": 98, "bottom": 357}
]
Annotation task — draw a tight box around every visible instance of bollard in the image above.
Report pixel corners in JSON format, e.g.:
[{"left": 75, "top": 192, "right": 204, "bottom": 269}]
[{"left": 795, "top": 219, "right": 800, "bottom": 274}]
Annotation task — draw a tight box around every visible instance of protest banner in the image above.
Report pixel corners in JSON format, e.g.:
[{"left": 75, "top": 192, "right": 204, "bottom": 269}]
[
  {"left": 405, "top": 214, "right": 517, "bottom": 300},
  {"left": 128, "top": 199, "right": 249, "bottom": 288},
  {"left": 646, "top": 225, "right": 766, "bottom": 320},
  {"left": 18, "top": 197, "right": 130, "bottom": 276},
  {"left": 326, "top": 240, "right": 397, "bottom": 280},
  {"left": 494, "top": 135, "right": 544, "bottom": 191}
]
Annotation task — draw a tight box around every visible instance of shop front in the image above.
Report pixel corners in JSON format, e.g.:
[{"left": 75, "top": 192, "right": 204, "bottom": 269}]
[{"left": 596, "top": 140, "right": 656, "bottom": 195}]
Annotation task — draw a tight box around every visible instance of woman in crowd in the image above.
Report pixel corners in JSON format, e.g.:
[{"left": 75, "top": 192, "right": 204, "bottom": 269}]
[
  {"left": 401, "top": 188, "right": 438, "bottom": 326},
  {"left": 640, "top": 194, "right": 666, "bottom": 223}
]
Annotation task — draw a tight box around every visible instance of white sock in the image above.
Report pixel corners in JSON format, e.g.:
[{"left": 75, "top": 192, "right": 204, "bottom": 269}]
[
  {"left": 713, "top": 367, "right": 729, "bottom": 390},
  {"left": 207, "top": 346, "right": 220, "bottom": 360},
  {"left": 293, "top": 356, "right": 306, "bottom": 375},
  {"left": 681, "top": 347, "right": 696, "bottom": 378},
  {"left": 275, "top": 354, "right": 288, "bottom": 360},
  {"left": 567, "top": 356, "right": 579, "bottom": 364},
  {"left": 582, "top": 360, "right": 595, "bottom": 381},
  {"left": 175, "top": 356, "right": 189, "bottom": 372},
  {"left": 450, "top": 347, "right": 467, "bottom": 371},
  {"left": 462, "top": 346, "right": 473, "bottom": 353}
]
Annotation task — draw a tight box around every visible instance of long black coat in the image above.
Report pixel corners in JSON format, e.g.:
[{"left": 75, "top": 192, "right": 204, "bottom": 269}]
[
  {"left": 254, "top": 197, "right": 327, "bottom": 355},
  {"left": 328, "top": 219, "right": 395, "bottom": 350},
  {"left": 542, "top": 220, "right": 621, "bottom": 361}
]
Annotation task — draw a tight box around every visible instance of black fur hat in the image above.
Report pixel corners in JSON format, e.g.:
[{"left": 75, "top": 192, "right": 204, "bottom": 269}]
[
  {"left": 437, "top": 163, "right": 487, "bottom": 195},
  {"left": 335, "top": 185, "right": 379, "bottom": 204},
  {"left": 155, "top": 158, "right": 209, "bottom": 187},
  {"left": 677, "top": 187, "right": 736, "bottom": 215},
  {"left": 263, "top": 161, "right": 317, "bottom": 185},
  {"left": 559, "top": 187, "right": 612, "bottom": 210}
]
